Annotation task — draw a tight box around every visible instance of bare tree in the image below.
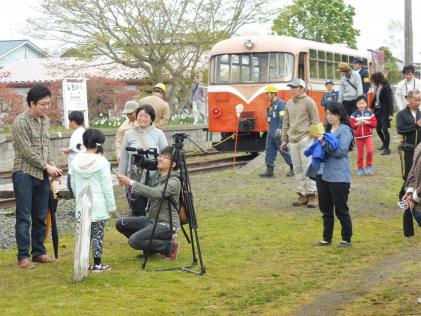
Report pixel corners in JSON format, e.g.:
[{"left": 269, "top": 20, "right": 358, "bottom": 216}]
[{"left": 27, "top": 0, "right": 270, "bottom": 109}]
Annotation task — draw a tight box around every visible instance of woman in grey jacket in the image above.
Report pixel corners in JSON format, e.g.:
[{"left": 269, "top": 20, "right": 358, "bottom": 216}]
[
  {"left": 314, "top": 102, "right": 354, "bottom": 248},
  {"left": 118, "top": 105, "right": 168, "bottom": 216}
]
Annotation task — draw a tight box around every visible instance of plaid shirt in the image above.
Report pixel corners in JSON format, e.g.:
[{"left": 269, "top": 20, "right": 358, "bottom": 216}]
[{"left": 12, "top": 110, "right": 53, "bottom": 180}]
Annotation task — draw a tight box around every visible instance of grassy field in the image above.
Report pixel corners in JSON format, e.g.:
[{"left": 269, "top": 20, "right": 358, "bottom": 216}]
[{"left": 1, "top": 132, "right": 421, "bottom": 315}]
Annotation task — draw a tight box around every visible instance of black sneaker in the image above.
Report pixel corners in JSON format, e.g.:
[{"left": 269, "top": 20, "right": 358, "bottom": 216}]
[
  {"left": 337, "top": 240, "right": 352, "bottom": 248},
  {"left": 313, "top": 240, "right": 331, "bottom": 246},
  {"left": 381, "top": 148, "right": 391, "bottom": 155}
]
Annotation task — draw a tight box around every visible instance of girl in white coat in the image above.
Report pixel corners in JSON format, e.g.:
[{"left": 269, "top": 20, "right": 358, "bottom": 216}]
[{"left": 70, "top": 129, "right": 116, "bottom": 272}]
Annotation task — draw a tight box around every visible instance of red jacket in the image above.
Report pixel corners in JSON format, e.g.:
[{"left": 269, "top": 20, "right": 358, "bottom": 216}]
[{"left": 349, "top": 109, "right": 377, "bottom": 139}]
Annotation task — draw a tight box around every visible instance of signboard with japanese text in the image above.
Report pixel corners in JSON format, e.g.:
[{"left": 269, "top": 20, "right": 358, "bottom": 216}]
[{"left": 62, "top": 79, "right": 89, "bottom": 128}]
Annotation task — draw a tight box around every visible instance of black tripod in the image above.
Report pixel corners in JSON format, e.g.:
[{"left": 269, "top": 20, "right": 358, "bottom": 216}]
[{"left": 142, "top": 133, "right": 206, "bottom": 275}]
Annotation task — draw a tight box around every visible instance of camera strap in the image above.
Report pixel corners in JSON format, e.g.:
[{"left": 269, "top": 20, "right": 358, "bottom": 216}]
[{"left": 135, "top": 130, "right": 148, "bottom": 150}]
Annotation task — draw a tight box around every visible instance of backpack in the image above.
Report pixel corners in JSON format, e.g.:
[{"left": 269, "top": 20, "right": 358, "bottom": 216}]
[{"left": 167, "top": 175, "right": 189, "bottom": 225}]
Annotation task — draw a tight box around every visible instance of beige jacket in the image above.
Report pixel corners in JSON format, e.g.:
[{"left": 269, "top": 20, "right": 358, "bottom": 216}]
[
  {"left": 139, "top": 95, "right": 171, "bottom": 128},
  {"left": 282, "top": 94, "right": 320, "bottom": 143},
  {"left": 115, "top": 119, "right": 137, "bottom": 160}
]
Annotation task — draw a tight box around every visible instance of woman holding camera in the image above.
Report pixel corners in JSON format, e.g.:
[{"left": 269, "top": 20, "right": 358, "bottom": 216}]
[{"left": 119, "top": 104, "right": 168, "bottom": 216}]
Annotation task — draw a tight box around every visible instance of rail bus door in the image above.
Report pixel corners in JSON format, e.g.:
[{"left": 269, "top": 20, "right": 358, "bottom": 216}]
[{"left": 298, "top": 52, "right": 312, "bottom": 97}]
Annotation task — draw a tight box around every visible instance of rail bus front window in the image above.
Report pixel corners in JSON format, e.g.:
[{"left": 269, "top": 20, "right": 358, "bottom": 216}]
[
  {"left": 210, "top": 53, "right": 292, "bottom": 84},
  {"left": 268, "top": 53, "right": 294, "bottom": 82},
  {"left": 211, "top": 54, "right": 230, "bottom": 83}
]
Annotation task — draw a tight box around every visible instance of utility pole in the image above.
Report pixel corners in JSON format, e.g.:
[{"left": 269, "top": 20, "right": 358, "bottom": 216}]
[{"left": 404, "top": 0, "right": 413, "bottom": 65}]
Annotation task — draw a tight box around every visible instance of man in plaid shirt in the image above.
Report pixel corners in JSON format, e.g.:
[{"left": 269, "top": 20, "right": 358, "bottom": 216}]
[{"left": 12, "top": 85, "right": 63, "bottom": 269}]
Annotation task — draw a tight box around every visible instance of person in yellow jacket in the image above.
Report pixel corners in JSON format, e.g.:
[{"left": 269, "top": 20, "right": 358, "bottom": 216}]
[{"left": 139, "top": 83, "right": 171, "bottom": 128}]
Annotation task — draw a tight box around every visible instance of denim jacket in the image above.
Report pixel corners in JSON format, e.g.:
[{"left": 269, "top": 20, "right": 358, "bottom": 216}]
[{"left": 321, "top": 124, "right": 353, "bottom": 183}]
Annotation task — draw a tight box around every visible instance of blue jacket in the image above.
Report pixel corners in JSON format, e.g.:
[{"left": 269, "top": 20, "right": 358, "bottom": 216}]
[
  {"left": 267, "top": 98, "right": 286, "bottom": 135},
  {"left": 304, "top": 133, "right": 339, "bottom": 170},
  {"left": 321, "top": 124, "right": 353, "bottom": 183},
  {"left": 321, "top": 91, "right": 339, "bottom": 108}
]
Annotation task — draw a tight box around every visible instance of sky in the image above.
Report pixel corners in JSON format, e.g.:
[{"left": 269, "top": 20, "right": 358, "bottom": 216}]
[{"left": 0, "top": 0, "right": 419, "bottom": 62}]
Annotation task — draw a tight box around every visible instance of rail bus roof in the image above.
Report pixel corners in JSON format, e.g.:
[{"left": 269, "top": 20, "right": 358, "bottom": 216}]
[{"left": 210, "top": 35, "right": 369, "bottom": 59}]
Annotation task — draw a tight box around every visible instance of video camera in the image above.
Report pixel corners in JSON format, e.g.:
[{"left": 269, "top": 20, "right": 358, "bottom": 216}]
[{"left": 126, "top": 147, "right": 159, "bottom": 170}]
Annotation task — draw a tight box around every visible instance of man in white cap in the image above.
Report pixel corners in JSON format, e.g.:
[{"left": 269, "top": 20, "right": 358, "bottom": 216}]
[
  {"left": 281, "top": 78, "right": 320, "bottom": 208},
  {"left": 115, "top": 100, "right": 139, "bottom": 163}
]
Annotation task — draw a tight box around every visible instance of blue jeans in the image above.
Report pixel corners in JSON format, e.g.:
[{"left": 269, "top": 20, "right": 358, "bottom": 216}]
[
  {"left": 265, "top": 133, "right": 292, "bottom": 167},
  {"left": 12, "top": 171, "right": 50, "bottom": 260}
]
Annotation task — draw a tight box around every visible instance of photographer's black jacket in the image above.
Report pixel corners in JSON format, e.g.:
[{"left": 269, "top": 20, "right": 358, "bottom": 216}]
[
  {"left": 132, "top": 170, "right": 181, "bottom": 228},
  {"left": 396, "top": 107, "right": 421, "bottom": 151}
]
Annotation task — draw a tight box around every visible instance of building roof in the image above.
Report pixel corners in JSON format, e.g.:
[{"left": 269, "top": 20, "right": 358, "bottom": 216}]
[
  {"left": 0, "top": 40, "right": 45, "bottom": 59},
  {"left": 0, "top": 56, "right": 148, "bottom": 83}
]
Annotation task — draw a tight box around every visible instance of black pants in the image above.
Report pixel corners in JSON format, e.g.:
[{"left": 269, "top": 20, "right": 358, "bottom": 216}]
[
  {"left": 342, "top": 99, "right": 357, "bottom": 117},
  {"left": 399, "top": 149, "right": 415, "bottom": 199},
  {"left": 316, "top": 177, "right": 352, "bottom": 243},
  {"left": 115, "top": 216, "right": 173, "bottom": 255},
  {"left": 127, "top": 187, "right": 148, "bottom": 216},
  {"left": 375, "top": 115, "right": 390, "bottom": 150}
]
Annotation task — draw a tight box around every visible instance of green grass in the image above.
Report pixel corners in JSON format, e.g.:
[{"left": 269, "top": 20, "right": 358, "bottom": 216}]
[{"left": 1, "top": 131, "right": 420, "bottom": 315}]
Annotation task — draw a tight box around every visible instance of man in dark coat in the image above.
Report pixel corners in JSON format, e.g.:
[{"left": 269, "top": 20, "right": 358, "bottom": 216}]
[
  {"left": 352, "top": 58, "right": 370, "bottom": 95},
  {"left": 397, "top": 89, "right": 421, "bottom": 199}
]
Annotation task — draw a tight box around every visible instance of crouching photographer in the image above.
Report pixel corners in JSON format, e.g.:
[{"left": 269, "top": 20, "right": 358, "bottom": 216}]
[{"left": 116, "top": 146, "right": 181, "bottom": 260}]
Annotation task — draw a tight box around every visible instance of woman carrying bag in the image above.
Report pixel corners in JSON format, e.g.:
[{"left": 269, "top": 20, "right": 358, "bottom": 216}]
[{"left": 313, "top": 103, "right": 354, "bottom": 248}]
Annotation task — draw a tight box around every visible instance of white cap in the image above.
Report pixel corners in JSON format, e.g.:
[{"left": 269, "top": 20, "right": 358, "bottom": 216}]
[{"left": 287, "top": 78, "right": 306, "bottom": 88}]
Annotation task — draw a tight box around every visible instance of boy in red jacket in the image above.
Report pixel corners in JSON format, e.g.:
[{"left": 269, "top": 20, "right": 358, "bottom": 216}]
[{"left": 350, "top": 95, "right": 377, "bottom": 175}]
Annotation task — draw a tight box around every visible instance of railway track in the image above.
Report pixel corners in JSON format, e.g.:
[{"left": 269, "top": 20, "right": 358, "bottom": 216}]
[
  {"left": 0, "top": 150, "right": 223, "bottom": 181},
  {"left": 0, "top": 153, "right": 255, "bottom": 212}
]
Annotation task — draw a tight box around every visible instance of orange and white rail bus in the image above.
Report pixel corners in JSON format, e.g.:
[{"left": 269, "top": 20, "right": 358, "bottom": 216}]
[{"left": 207, "top": 35, "right": 372, "bottom": 152}]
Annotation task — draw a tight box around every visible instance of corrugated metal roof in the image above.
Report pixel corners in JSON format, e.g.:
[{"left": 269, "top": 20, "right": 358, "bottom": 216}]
[
  {"left": 0, "top": 56, "right": 148, "bottom": 83},
  {"left": 0, "top": 40, "right": 44, "bottom": 58}
]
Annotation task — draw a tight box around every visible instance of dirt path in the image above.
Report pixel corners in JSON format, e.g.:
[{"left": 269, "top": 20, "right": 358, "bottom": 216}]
[{"left": 293, "top": 244, "right": 421, "bottom": 316}]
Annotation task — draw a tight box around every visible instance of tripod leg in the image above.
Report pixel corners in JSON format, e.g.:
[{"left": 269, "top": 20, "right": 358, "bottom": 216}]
[
  {"left": 192, "top": 226, "right": 206, "bottom": 275},
  {"left": 188, "top": 222, "right": 198, "bottom": 265},
  {"left": 180, "top": 225, "right": 191, "bottom": 243}
]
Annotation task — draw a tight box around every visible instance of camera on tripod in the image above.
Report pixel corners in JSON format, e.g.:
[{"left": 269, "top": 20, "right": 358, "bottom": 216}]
[
  {"left": 126, "top": 147, "right": 159, "bottom": 170},
  {"left": 172, "top": 132, "right": 188, "bottom": 147}
]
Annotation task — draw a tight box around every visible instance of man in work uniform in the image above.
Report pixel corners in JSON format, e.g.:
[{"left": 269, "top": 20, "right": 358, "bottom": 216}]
[
  {"left": 396, "top": 89, "right": 421, "bottom": 199},
  {"left": 352, "top": 58, "right": 370, "bottom": 95},
  {"left": 139, "top": 83, "right": 171, "bottom": 128},
  {"left": 259, "top": 84, "right": 294, "bottom": 178},
  {"left": 338, "top": 62, "right": 363, "bottom": 117},
  {"left": 12, "top": 84, "right": 63, "bottom": 269},
  {"left": 281, "top": 79, "right": 320, "bottom": 208},
  {"left": 115, "top": 100, "right": 139, "bottom": 163}
]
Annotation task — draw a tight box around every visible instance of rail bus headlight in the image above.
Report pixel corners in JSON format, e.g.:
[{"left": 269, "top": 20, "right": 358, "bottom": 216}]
[
  {"left": 211, "top": 107, "right": 222, "bottom": 118},
  {"left": 244, "top": 39, "right": 254, "bottom": 49}
]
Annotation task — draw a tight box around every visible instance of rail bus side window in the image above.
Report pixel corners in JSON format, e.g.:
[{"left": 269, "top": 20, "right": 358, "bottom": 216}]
[
  {"left": 299, "top": 52, "right": 307, "bottom": 79},
  {"left": 326, "top": 52, "right": 334, "bottom": 80},
  {"left": 309, "top": 49, "right": 317, "bottom": 79}
]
